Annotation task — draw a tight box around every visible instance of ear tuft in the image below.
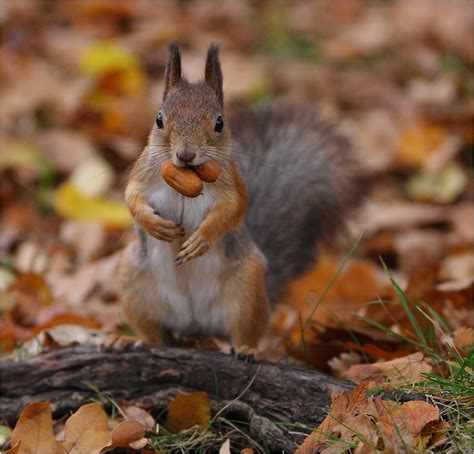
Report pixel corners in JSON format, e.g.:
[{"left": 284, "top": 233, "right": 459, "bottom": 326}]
[
  {"left": 163, "top": 42, "right": 182, "bottom": 100},
  {"left": 205, "top": 44, "right": 223, "bottom": 108}
]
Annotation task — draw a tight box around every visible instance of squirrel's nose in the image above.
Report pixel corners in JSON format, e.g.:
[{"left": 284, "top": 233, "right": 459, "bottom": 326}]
[{"left": 176, "top": 151, "right": 196, "bottom": 164}]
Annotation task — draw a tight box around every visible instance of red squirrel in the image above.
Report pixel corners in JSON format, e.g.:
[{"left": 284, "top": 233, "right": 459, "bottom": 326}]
[{"left": 119, "top": 44, "right": 362, "bottom": 350}]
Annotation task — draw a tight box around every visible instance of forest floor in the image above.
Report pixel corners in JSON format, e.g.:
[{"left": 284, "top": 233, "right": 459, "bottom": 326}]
[{"left": 1, "top": 1, "right": 473, "bottom": 453}]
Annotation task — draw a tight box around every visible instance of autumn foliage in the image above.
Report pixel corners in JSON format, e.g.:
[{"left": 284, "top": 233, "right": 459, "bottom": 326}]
[{"left": 1, "top": 0, "right": 473, "bottom": 453}]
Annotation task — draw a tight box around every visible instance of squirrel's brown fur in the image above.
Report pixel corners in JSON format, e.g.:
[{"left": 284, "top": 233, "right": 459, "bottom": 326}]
[{"left": 119, "top": 44, "right": 362, "bottom": 350}]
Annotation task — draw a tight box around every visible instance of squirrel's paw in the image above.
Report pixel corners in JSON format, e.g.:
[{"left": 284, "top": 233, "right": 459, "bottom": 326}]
[
  {"left": 141, "top": 210, "right": 184, "bottom": 243},
  {"left": 230, "top": 345, "right": 257, "bottom": 363},
  {"left": 175, "top": 230, "right": 210, "bottom": 266}
]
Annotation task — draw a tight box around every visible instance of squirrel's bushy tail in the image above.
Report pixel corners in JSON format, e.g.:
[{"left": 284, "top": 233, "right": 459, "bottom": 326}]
[{"left": 230, "top": 104, "right": 364, "bottom": 301}]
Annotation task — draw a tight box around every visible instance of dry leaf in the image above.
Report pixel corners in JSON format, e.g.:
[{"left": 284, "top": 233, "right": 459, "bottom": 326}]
[
  {"left": 219, "top": 439, "right": 231, "bottom": 454},
  {"left": 452, "top": 327, "right": 474, "bottom": 353},
  {"left": 69, "top": 156, "right": 114, "bottom": 198},
  {"left": 111, "top": 420, "right": 145, "bottom": 447},
  {"left": 240, "top": 449, "right": 255, "bottom": 454},
  {"left": 165, "top": 392, "right": 211, "bottom": 433},
  {"left": 62, "top": 403, "right": 111, "bottom": 454},
  {"left": 123, "top": 406, "right": 155, "bottom": 432},
  {"left": 11, "top": 402, "right": 66, "bottom": 454},
  {"left": 406, "top": 163, "right": 467, "bottom": 204},
  {"left": 24, "top": 325, "right": 106, "bottom": 354},
  {"left": 344, "top": 352, "right": 432, "bottom": 386},
  {"left": 397, "top": 124, "right": 446, "bottom": 167},
  {"left": 374, "top": 397, "right": 440, "bottom": 451}
]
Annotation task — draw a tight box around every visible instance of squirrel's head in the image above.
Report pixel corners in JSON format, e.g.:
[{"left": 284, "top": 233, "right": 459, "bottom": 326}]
[{"left": 151, "top": 43, "right": 230, "bottom": 168}]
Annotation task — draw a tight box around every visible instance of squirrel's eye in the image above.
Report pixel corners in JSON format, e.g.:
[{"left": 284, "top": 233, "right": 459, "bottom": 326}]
[
  {"left": 156, "top": 112, "right": 164, "bottom": 129},
  {"left": 214, "top": 116, "right": 224, "bottom": 133}
]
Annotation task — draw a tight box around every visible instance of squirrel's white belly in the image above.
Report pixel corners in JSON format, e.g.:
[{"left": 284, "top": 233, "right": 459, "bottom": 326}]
[{"left": 145, "top": 183, "right": 228, "bottom": 337}]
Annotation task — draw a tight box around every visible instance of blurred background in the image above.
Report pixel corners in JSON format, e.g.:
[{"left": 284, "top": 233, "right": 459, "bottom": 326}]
[{"left": 0, "top": 1, "right": 472, "bottom": 368}]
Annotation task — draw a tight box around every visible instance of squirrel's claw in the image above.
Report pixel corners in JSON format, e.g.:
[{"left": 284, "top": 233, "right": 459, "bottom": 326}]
[{"left": 175, "top": 231, "right": 209, "bottom": 265}]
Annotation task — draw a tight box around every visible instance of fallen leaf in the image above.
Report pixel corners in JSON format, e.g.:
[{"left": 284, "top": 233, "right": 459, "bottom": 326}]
[
  {"left": 11, "top": 402, "right": 66, "bottom": 454},
  {"left": 240, "top": 449, "right": 255, "bottom": 454},
  {"left": 397, "top": 124, "right": 446, "bottom": 168},
  {"left": 23, "top": 325, "right": 106, "bottom": 354},
  {"left": 401, "top": 401, "right": 440, "bottom": 436},
  {"left": 128, "top": 437, "right": 149, "bottom": 449},
  {"left": 344, "top": 352, "right": 432, "bottom": 386},
  {"left": 406, "top": 163, "right": 467, "bottom": 204},
  {"left": 296, "top": 383, "right": 373, "bottom": 453},
  {"left": 123, "top": 406, "right": 155, "bottom": 432},
  {"left": 452, "top": 326, "right": 474, "bottom": 353},
  {"left": 80, "top": 42, "right": 145, "bottom": 95},
  {"left": 165, "top": 392, "right": 211, "bottom": 433},
  {"left": 53, "top": 183, "right": 131, "bottom": 228},
  {"left": 219, "top": 439, "right": 231, "bottom": 454},
  {"left": 111, "top": 420, "right": 145, "bottom": 447},
  {"left": 62, "top": 403, "right": 112, "bottom": 454},
  {"left": 374, "top": 397, "right": 440, "bottom": 451},
  {"left": 7, "top": 273, "right": 54, "bottom": 326},
  {"left": 69, "top": 156, "right": 114, "bottom": 198}
]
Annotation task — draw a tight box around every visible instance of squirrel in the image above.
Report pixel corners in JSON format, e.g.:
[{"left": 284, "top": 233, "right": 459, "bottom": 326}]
[{"left": 118, "top": 43, "right": 362, "bottom": 350}]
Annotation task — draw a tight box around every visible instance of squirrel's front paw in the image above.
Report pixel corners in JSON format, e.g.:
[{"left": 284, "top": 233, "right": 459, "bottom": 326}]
[
  {"left": 141, "top": 210, "right": 184, "bottom": 242},
  {"left": 175, "top": 230, "right": 210, "bottom": 266}
]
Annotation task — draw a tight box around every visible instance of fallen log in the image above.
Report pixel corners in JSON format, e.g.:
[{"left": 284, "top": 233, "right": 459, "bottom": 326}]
[{"left": 1, "top": 346, "right": 354, "bottom": 451}]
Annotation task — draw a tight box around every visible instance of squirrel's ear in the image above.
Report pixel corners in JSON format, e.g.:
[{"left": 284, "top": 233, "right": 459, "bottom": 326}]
[
  {"left": 205, "top": 44, "right": 223, "bottom": 108},
  {"left": 163, "top": 43, "right": 182, "bottom": 101}
]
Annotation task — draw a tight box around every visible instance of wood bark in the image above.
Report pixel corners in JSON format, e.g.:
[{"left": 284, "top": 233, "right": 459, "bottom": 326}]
[{"left": 1, "top": 346, "right": 354, "bottom": 451}]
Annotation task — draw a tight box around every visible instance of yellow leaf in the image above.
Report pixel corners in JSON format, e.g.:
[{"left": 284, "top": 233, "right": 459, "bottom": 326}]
[
  {"left": 397, "top": 124, "right": 445, "bottom": 167},
  {"left": 80, "top": 42, "right": 145, "bottom": 94},
  {"left": 62, "top": 403, "right": 112, "bottom": 454},
  {"left": 11, "top": 402, "right": 66, "bottom": 454},
  {"left": 53, "top": 183, "right": 131, "bottom": 228},
  {"left": 165, "top": 392, "right": 211, "bottom": 433}
]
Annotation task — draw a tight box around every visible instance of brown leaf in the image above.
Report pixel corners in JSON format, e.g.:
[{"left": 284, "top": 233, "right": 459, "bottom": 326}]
[
  {"left": 11, "top": 402, "right": 66, "bottom": 454},
  {"left": 401, "top": 401, "right": 440, "bottom": 436},
  {"left": 374, "top": 397, "right": 440, "bottom": 451},
  {"left": 296, "top": 383, "right": 373, "bottom": 453},
  {"left": 452, "top": 327, "right": 474, "bottom": 353},
  {"left": 344, "top": 352, "right": 432, "bottom": 386},
  {"left": 165, "top": 392, "right": 211, "bottom": 433},
  {"left": 62, "top": 403, "right": 112, "bottom": 454},
  {"left": 111, "top": 420, "right": 145, "bottom": 447}
]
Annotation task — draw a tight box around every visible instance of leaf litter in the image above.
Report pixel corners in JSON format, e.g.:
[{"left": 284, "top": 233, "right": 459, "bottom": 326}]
[{"left": 1, "top": 0, "right": 473, "bottom": 452}]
